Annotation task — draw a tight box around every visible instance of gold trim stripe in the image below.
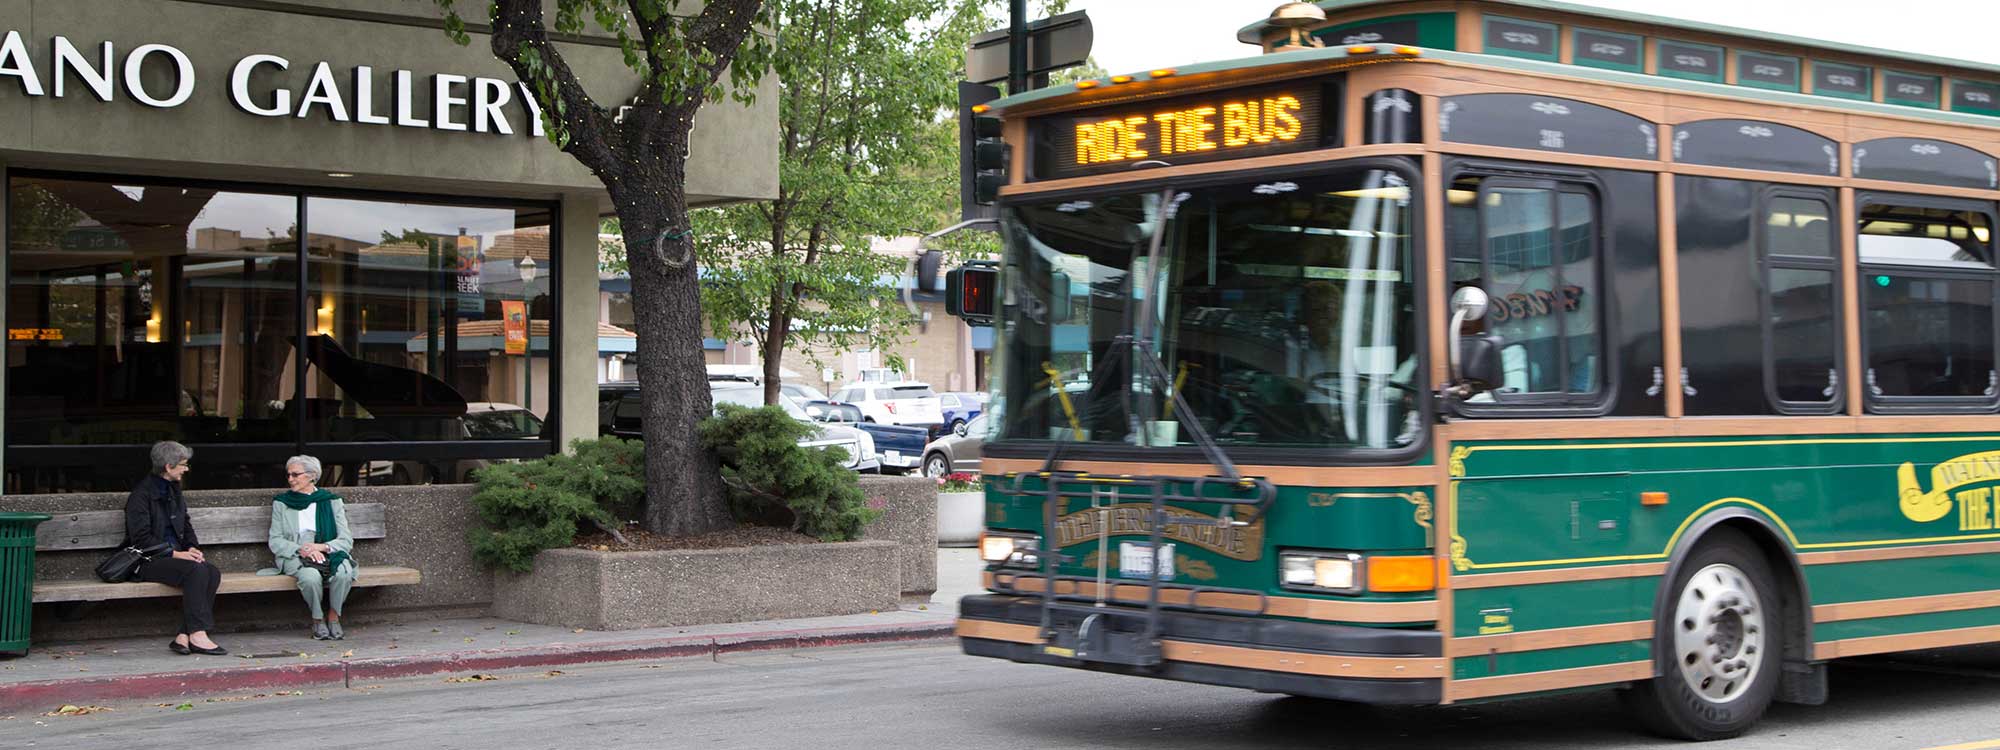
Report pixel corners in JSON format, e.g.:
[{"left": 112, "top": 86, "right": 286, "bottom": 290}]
[
  {"left": 1815, "top": 624, "right": 2000, "bottom": 660},
  {"left": 985, "top": 573, "right": 1438, "bottom": 624},
  {"left": 1160, "top": 640, "right": 1446, "bottom": 679},
  {"left": 955, "top": 618, "right": 1446, "bottom": 680},
  {"left": 1814, "top": 589, "right": 2000, "bottom": 623},
  {"left": 1446, "top": 660, "right": 1654, "bottom": 701},
  {"left": 982, "top": 457, "right": 1437, "bottom": 487},
  {"left": 956, "top": 618, "right": 1040, "bottom": 644},
  {"left": 1798, "top": 540, "right": 2000, "bottom": 566},
  {"left": 1452, "top": 563, "right": 1668, "bottom": 589},
  {"left": 1446, "top": 621, "right": 1653, "bottom": 658}
]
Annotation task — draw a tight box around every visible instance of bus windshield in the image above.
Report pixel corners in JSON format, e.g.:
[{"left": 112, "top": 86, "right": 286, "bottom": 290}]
[{"left": 994, "top": 167, "right": 1420, "bottom": 450}]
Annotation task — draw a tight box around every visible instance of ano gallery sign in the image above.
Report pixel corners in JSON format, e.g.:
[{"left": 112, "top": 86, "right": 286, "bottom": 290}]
[{"left": 0, "top": 29, "right": 550, "bottom": 137}]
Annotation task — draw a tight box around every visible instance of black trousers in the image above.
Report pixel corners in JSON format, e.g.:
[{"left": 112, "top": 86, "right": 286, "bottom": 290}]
[{"left": 135, "top": 557, "right": 219, "bottom": 634}]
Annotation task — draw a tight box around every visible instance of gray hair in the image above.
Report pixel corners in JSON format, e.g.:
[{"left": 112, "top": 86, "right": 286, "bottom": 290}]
[
  {"left": 150, "top": 441, "right": 192, "bottom": 475},
  {"left": 286, "top": 455, "right": 323, "bottom": 483}
]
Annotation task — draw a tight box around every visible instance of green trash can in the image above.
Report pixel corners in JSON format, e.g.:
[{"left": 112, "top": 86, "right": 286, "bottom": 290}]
[{"left": 0, "top": 512, "right": 50, "bottom": 656}]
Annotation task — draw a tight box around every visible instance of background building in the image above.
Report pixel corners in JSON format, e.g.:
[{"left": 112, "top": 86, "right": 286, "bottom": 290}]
[{"left": 0, "top": 0, "right": 776, "bottom": 494}]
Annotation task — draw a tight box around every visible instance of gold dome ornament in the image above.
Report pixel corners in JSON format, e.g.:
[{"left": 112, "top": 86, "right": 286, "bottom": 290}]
[{"left": 1269, "top": 2, "right": 1328, "bottom": 51}]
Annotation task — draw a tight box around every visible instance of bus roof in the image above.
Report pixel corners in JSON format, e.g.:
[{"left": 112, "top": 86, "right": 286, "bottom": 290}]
[
  {"left": 984, "top": 45, "right": 2000, "bottom": 135},
  {"left": 1233, "top": 0, "right": 2000, "bottom": 80}
]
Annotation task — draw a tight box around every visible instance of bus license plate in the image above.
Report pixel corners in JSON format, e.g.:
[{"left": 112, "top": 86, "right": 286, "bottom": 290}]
[{"left": 1119, "top": 542, "right": 1174, "bottom": 580}]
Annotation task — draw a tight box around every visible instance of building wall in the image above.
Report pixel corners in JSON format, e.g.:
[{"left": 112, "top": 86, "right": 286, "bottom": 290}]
[{"left": 0, "top": 0, "right": 777, "bottom": 203}]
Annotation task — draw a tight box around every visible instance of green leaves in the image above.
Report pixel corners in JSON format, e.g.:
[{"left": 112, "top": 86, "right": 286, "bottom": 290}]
[
  {"left": 698, "top": 404, "right": 878, "bottom": 541},
  {"left": 468, "top": 437, "right": 647, "bottom": 572}
]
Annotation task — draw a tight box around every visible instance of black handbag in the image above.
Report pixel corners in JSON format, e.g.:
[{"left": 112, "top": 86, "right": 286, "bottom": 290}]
[{"left": 95, "top": 542, "right": 172, "bottom": 583}]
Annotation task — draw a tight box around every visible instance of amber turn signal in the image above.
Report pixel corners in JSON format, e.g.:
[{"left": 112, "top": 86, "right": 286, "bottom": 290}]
[
  {"left": 1367, "top": 555, "right": 1437, "bottom": 592},
  {"left": 1641, "top": 491, "right": 1670, "bottom": 507}
]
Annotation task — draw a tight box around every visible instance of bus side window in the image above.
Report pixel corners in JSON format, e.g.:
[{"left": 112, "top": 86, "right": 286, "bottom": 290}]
[
  {"left": 1762, "top": 194, "right": 1841, "bottom": 412},
  {"left": 1451, "top": 175, "right": 1606, "bottom": 407},
  {"left": 1857, "top": 196, "right": 2000, "bottom": 412}
]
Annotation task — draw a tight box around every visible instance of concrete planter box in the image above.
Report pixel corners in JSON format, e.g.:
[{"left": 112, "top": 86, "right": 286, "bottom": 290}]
[
  {"left": 491, "top": 541, "right": 901, "bottom": 631},
  {"left": 856, "top": 475, "right": 939, "bottom": 596},
  {"left": 937, "top": 491, "right": 985, "bottom": 547}
]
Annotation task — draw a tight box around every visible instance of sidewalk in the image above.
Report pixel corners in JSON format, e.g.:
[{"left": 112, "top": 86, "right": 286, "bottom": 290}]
[{"left": 0, "top": 548, "right": 987, "bottom": 714}]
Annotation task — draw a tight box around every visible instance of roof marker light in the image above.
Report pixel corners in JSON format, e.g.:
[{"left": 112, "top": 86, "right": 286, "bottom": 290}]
[
  {"left": 1347, "top": 44, "right": 1378, "bottom": 55},
  {"left": 1396, "top": 46, "right": 1422, "bottom": 56},
  {"left": 1075, "top": 79, "right": 1100, "bottom": 89},
  {"left": 970, "top": 104, "right": 990, "bottom": 114},
  {"left": 1150, "top": 68, "right": 1177, "bottom": 78},
  {"left": 1110, "top": 75, "right": 1135, "bottom": 84}
]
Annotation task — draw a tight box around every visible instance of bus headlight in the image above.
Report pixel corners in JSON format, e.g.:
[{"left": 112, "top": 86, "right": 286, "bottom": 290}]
[
  {"left": 1279, "top": 551, "right": 1362, "bottom": 594},
  {"left": 980, "top": 531, "right": 1040, "bottom": 566}
]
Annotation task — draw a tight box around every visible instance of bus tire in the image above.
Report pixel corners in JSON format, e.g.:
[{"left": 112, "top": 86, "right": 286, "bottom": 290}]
[{"left": 1622, "top": 529, "right": 1781, "bottom": 741}]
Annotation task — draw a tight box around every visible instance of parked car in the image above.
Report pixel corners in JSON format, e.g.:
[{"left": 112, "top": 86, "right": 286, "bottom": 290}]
[
  {"left": 937, "top": 392, "right": 986, "bottom": 434},
  {"left": 783, "top": 397, "right": 926, "bottom": 475},
  {"left": 922, "top": 414, "right": 987, "bottom": 477},
  {"left": 832, "top": 381, "right": 945, "bottom": 429},
  {"left": 598, "top": 381, "right": 879, "bottom": 472},
  {"left": 780, "top": 382, "right": 831, "bottom": 404}
]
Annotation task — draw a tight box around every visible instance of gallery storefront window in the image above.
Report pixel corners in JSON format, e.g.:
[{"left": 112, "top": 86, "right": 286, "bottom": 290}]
[{"left": 5, "top": 173, "right": 557, "bottom": 493}]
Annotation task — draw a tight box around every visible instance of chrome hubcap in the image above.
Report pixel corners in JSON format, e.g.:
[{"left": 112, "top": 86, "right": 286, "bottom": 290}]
[{"left": 1672, "top": 562, "right": 1766, "bottom": 704}]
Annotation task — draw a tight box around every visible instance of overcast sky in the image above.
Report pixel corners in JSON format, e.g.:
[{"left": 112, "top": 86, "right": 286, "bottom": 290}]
[{"left": 1073, "top": 0, "right": 2000, "bottom": 76}]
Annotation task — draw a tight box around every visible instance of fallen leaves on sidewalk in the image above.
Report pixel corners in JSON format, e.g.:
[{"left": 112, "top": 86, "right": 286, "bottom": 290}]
[
  {"left": 341, "top": 650, "right": 355, "bottom": 658},
  {"left": 174, "top": 703, "right": 194, "bottom": 711},
  {"left": 544, "top": 670, "right": 565, "bottom": 677},
  {"left": 44, "top": 704, "right": 112, "bottom": 717},
  {"left": 443, "top": 674, "right": 500, "bottom": 683}
]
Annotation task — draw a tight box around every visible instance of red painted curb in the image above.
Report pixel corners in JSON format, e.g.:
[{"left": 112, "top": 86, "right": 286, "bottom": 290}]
[
  {"left": 1, "top": 620, "right": 957, "bottom": 711},
  {"left": 0, "top": 662, "right": 345, "bottom": 714}
]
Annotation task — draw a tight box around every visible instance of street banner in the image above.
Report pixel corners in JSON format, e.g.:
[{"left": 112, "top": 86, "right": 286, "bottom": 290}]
[{"left": 503, "top": 300, "right": 527, "bottom": 355}]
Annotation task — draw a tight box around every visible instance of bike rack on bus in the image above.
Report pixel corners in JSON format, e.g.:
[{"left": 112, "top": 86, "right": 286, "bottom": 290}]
[{"left": 993, "top": 470, "right": 1276, "bottom": 668}]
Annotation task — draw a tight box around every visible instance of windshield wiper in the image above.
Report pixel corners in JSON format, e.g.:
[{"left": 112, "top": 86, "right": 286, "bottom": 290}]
[{"left": 1041, "top": 186, "right": 1241, "bottom": 485}]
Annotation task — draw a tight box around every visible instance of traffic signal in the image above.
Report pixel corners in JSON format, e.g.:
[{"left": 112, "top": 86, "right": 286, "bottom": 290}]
[
  {"left": 946, "top": 263, "right": 998, "bottom": 324},
  {"left": 958, "top": 81, "right": 1006, "bottom": 220}
]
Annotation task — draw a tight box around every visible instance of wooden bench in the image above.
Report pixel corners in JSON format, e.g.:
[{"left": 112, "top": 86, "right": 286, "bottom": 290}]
[{"left": 31, "top": 504, "right": 422, "bottom": 604}]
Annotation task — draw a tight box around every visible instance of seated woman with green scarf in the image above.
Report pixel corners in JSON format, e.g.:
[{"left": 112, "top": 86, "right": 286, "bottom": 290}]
[{"left": 268, "top": 455, "right": 358, "bottom": 640}]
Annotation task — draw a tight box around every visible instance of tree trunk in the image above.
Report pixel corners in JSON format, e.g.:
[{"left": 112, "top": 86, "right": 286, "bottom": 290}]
[{"left": 612, "top": 140, "right": 732, "bottom": 537}]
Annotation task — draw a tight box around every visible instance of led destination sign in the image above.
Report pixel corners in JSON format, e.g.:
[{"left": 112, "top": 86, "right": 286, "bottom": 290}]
[{"left": 1038, "top": 82, "right": 1330, "bottom": 180}]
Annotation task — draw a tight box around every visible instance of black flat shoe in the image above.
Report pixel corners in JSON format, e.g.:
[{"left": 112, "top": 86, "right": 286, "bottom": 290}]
[
  {"left": 188, "top": 644, "right": 227, "bottom": 656},
  {"left": 169, "top": 640, "right": 191, "bottom": 655}
]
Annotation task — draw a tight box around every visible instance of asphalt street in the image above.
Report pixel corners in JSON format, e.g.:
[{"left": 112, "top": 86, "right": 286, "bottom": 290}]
[{"left": 14, "top": 640, "right": 2000, "bottom": 750}]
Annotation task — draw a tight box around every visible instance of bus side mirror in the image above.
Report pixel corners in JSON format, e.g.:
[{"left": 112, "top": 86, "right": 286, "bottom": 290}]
[
  {"left": 1458, "top": 334, "right": 1502, "bottom": 391},
  {"left": 1446, "top": 287, "right": 1496, "bottom": 397}
]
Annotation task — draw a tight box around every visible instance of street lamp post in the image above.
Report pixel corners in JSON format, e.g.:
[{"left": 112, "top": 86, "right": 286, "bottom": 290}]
[{"left": 517, "top": 255, "right": 538, "bottom": 415}]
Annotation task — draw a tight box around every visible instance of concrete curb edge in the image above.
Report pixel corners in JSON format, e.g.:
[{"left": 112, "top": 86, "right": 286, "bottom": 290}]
[{"left": 1, "top": 619, "right": 957, "bottom": 714}]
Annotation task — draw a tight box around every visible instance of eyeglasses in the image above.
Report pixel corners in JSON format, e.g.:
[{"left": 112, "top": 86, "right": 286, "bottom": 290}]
[{"left": 286, "top": 471, "right": 309, "bottom": 478}]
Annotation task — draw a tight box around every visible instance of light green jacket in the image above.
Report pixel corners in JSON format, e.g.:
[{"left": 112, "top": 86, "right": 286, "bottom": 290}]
[{"left": 267, "top": 496, "right": 356, "bottom": 576}]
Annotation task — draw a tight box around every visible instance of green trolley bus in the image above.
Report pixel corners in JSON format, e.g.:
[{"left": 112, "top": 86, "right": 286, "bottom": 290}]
[{"left": 949, "top": 0, "right": 2000, "bottom": 740}]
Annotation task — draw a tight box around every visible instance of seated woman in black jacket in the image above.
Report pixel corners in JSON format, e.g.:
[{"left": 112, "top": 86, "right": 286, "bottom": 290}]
[{"left": 126, "top": 440, "right": 226, "bottom": 656}]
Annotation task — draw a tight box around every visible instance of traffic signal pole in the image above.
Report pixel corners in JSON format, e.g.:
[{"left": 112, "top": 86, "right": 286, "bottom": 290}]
[{"left": 1008, "top": 0, "right": 1028, "bottom": 95}]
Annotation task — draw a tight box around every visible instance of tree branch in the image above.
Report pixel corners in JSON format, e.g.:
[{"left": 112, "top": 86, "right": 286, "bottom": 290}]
[{"left": 488, "top": 1, "right": 621, "bottom": 175}]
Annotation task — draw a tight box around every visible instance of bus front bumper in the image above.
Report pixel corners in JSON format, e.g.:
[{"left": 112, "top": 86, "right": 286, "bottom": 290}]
[{"left": 956, "top": 594, "right": 1444, "bottom": 705}]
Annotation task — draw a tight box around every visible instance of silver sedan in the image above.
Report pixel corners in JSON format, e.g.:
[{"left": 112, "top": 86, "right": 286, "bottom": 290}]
[{"left": 921, "top": 414, "right": 986, "bottom": 477}]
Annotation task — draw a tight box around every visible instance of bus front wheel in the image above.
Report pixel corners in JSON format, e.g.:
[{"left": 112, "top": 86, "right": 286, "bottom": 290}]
[{"left": 1622, "top": 529, "right": 1781, "bottom": 741}]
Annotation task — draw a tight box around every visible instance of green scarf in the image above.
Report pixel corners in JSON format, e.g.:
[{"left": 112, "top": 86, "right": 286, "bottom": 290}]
[{"left": 275, "top": 488, "right": 349, "bottom": 573}]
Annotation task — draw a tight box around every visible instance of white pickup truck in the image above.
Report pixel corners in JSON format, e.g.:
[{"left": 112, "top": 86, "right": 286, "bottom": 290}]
[{"left": 833, "top": 381, "right": 945, "bottom": 428}]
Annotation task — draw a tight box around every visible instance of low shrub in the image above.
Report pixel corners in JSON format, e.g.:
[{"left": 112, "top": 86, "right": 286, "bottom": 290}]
[
  {"left": 698, "top": 403, "right": 879, "bottom": 541},
  {"left": 469, "top": 436, "right": 644, "bottom": 572}
]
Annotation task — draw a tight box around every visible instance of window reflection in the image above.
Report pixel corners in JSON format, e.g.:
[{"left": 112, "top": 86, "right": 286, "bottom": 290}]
[
  {"left": 4, "top": 175, "right": 558, "bottom": 494},
  {"left": 998, "top": 169, "right": 1419, "bottom": 449},
  {"left": 302, "top": 197, "right": 552, "bottom": 445},
  {"left": 5, "top": 178, "right": 298, "bottom": 451}
]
